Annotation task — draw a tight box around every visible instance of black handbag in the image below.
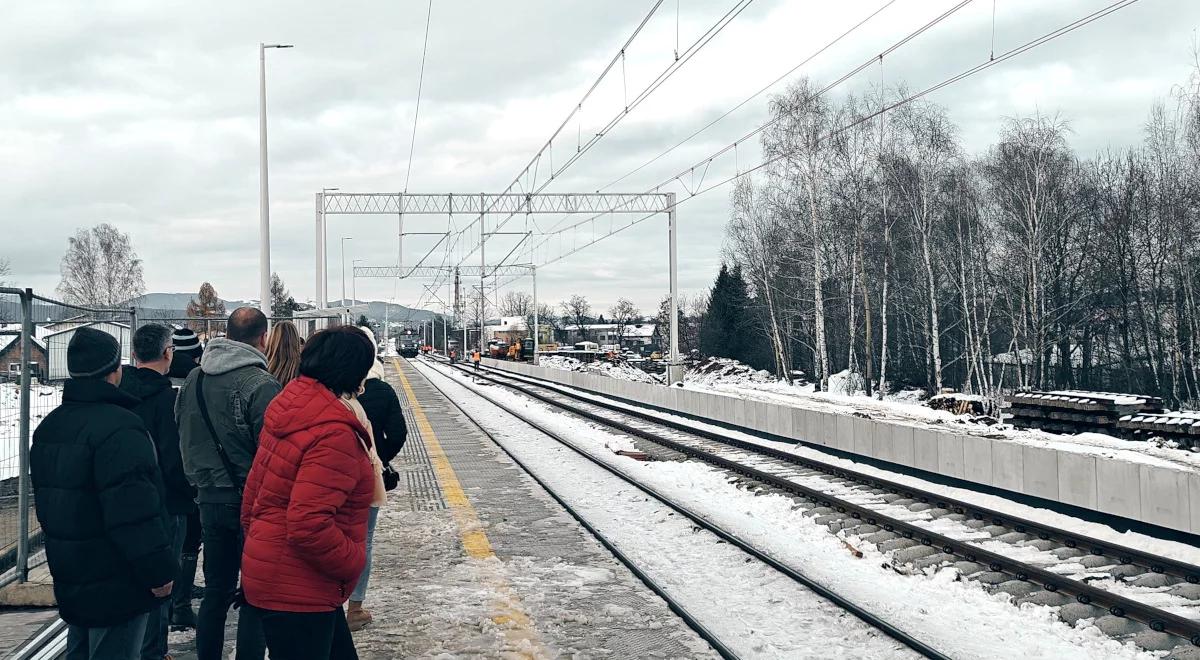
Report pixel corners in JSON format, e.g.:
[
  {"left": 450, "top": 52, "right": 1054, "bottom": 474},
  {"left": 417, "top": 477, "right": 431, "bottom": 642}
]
[{"left": 382, "top": 463, "right": 400, "bottom": 491}]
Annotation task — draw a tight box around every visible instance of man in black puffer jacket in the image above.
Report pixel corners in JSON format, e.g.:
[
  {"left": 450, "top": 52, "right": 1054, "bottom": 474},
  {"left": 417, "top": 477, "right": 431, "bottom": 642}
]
[
  {"left": 31, "top": 326, "right": 177, "bottom": 659},
  {"left": 120, "top": 323, "right": 195, "bottom": 660}
]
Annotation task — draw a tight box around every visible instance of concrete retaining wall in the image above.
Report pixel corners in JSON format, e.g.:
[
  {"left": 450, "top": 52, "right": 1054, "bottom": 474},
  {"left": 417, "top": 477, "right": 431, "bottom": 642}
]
[{"left": 482, "top": 358, "right": 1200, "bottom": 536}]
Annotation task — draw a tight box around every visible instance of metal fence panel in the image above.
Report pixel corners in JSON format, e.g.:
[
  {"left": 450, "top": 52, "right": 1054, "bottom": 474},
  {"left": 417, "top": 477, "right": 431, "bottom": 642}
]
[{"left": 1, "top": 290, "right": 133, "bottom": 587}]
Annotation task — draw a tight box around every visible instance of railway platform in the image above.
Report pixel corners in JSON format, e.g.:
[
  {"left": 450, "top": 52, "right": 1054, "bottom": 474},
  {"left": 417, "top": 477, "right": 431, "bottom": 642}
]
[{"left": 0, "top": 358, "right": 713, "bottom": 659}]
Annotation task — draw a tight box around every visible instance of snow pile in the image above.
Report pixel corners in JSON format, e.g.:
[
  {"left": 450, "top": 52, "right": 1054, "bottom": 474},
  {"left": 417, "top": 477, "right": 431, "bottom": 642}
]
[
  {"left": 538, "top": 355, "right": 661, "bottom": 385},
  {"left": 684, "top": 357, "right": 775, "bottom": 387}
]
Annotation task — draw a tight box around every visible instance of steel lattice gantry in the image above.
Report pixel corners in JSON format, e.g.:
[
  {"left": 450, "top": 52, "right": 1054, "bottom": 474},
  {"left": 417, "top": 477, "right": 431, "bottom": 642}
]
[
  {"left": 315, "top": 190, "right": 683, "bottom": 382},
  {"left": 320, "top": 192, "right": 673, "bottom": 215},
  {"left": 353, "top": 265, "right": 536, "bottom": 279}
]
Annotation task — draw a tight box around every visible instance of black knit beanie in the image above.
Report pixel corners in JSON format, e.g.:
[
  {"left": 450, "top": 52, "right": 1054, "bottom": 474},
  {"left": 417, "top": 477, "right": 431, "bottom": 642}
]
[
  {"left": 68, "top": 327, "right": 122, "bottom": 378},
  {"left": 172, "top": 327, "right": 201, "bottom": 352}
]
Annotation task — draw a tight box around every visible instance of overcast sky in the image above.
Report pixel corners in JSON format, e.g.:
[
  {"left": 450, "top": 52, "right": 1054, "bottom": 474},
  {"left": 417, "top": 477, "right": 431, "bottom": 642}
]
[{"left": 2, "top": 0, "right": 1196, "bottom": 315}]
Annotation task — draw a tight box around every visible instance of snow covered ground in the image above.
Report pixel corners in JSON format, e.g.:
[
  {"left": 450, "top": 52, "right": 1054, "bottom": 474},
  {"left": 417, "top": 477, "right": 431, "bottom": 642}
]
[
  {"left": 419, "top": 359, "right": 1159, "bottom": 659},
  {"left": 0, "top": 382, "right": 62, "bottom": 481},
  {"left": 534, "top": 356, "right": 1200, "bottom": 474},
  {"left": 502, "top": 365, "right": 1200, "bottom": 569}
]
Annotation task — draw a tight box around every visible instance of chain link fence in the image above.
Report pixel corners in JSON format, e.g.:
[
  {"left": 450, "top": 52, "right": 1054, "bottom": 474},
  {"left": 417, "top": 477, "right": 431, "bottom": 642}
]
[{"left": 0, "top": 293, "right": 343, "bottom": 588}]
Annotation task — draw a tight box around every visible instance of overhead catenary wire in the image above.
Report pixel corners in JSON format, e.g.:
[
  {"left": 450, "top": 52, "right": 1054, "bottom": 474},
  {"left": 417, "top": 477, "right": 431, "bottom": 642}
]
[
  {"left": 390, "top": 2, "right": 664, "bottom": 284},
  {"left": 597, "top": 0, "right": 899, "bottom": 195},
  {"left": 403, "top": 0, "right": 434, "bottom": 195},
  {"left": 393, "top": 0, "right": 436, "bottom": 303},
  {"left": 454, "top": 0, "right": 757, "bottom": 274},
  {"left": 519, "top": 0, "right": 976, "bottom": 258},
  {"left": 506, "top": 0, "right": 1141, "bottom": 281}
]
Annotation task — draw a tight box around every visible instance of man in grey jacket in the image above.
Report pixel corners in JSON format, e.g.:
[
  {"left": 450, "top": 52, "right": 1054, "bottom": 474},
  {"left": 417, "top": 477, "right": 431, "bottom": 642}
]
[{"left": 177, "top": 307, "right": 280, "bottom": 660}]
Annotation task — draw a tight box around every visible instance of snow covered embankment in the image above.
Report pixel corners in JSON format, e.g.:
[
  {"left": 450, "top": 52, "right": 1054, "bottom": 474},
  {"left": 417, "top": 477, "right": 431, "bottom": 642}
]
[{"left": 0, "top": 382, "right": 61, "bottom": 481}]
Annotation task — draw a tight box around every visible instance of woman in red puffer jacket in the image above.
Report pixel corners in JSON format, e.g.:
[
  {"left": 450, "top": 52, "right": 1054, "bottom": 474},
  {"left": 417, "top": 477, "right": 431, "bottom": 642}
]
[{"left": 240, "top": 326, "right": 378, "bottom": 660}]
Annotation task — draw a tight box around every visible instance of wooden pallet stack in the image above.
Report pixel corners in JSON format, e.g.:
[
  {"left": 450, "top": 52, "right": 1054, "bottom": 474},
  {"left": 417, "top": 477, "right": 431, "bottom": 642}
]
[
  {"left": 1005, "top": 390, "right": 1164, "bottom": 435},
  {"left": 1117, "top": 411, "right": 1200, "bottom": 448}
]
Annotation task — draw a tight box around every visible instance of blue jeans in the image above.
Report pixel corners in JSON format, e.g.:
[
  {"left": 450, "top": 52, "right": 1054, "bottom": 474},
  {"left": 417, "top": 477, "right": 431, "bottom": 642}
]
[
  {"left": 141, "top": 514, "right": 186, "bottom": 659},
  {"left": 349, "top": 507, "right": 379, "bottom": 602},
  {"left": 67, "top": 612, "right": 149, "bottom": 660}
]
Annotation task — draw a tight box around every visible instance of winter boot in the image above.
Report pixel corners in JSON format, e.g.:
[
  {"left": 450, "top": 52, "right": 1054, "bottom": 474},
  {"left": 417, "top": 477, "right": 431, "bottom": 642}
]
[
  {"left": 169, "top": 553, "right": 199, "bottom": 631},
  {"left": 346, "top": 601, "right": 373, "bottom": 632},
  {"left": 170, "top": 600, "right": 197, "bottom": 631}
]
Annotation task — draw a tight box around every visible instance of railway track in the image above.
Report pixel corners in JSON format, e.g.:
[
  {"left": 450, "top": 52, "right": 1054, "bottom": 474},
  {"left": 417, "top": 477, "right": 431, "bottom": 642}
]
[
  {"left": 434, "top": 357, "right": 1200, "bottom": 655},
  {"left": 416, "top": 358, "right": 943, "bottom": 659}
]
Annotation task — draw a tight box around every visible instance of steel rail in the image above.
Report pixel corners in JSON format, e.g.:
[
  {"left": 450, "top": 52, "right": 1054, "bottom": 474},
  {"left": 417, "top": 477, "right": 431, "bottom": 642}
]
[
  {"left": 418, "top": 358, "right": 948, "bottom": 659},
  {"left": 477, "top": 362, "right": 1200, "bottom": 584},
  {"left": 411, "top": 359, "right": 740, "bottom": 660},
  {"left": 455, "top": 360, "right": 1200, "bottom": 648}
]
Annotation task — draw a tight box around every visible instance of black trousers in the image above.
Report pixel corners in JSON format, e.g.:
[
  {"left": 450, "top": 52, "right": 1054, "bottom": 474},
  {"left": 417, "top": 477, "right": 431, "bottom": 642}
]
[
  {"left": 258, "top": 606, "right": 358, "bottom": 660},
  {"left": 197, "top": 503, "right": 265, "bottom": 660}
]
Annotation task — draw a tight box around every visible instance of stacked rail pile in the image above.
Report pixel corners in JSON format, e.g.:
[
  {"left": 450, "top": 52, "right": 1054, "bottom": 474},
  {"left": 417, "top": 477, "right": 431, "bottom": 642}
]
[
  {"left": 1006, "top": 390, "right": 1163, "bottom": 435},
  {"left": 1117, "top": 410, "right": 1200, "bottom": 448}
]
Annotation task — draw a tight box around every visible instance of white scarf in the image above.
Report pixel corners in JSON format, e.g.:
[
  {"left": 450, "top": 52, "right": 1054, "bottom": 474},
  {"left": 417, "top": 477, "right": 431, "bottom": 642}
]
[{"left": 339, "top": 396, "right": 387, "bottom": 506}]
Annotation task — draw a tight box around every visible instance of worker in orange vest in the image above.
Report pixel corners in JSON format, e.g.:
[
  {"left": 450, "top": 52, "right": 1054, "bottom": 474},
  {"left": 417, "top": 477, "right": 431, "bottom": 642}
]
[{"left": 471, "top": 349, "right": 481, "bottom": 371}]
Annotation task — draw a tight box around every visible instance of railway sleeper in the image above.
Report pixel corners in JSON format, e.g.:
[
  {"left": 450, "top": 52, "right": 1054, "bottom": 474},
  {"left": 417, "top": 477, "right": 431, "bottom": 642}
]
[{"left": 459, "top": 362, "right": 1200, "bottom": 654}]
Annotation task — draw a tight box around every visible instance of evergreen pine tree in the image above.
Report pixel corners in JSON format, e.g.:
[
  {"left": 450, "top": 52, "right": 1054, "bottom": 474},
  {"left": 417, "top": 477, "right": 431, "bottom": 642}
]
[{"left": 699, "top": 264, "right": 734, "bottom": 358}]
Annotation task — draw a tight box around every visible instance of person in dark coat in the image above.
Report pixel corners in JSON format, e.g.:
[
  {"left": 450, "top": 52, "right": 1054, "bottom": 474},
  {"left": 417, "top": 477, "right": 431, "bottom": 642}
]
[
  {"left": 168, "top": 326, "right": 203, "bottom": 629},
  {"left": 241, "top": 326, "right": 378, "bottom": 660},
  {"left": 345, "top": 327, "right": 408, "bottom": 631},
  {"left": 31, "top": 327, "right": 177, "bottom": 660},
  {"left": 167, "top": 327, "right": 202, "bottom": 386},
  {"left": 120, "top": 324, "right": 194, "bottom": 660}
]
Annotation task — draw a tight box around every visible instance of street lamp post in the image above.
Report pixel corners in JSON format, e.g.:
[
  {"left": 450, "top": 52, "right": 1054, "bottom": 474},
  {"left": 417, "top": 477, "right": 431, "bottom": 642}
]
[
  {"left": 316, "top": 187, "right": 338, "bottom": 310},
  {"left": 259, "top": 42, "right": 293, "bottom": 313},
  {"left": 340, "top": 237, "right": 353, "bottom": 307}
]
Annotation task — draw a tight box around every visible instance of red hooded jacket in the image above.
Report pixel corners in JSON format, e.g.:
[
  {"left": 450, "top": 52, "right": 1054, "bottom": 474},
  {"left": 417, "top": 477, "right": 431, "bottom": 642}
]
[{"left": 240, "top": 376, "right": 376, "bottom": 612}]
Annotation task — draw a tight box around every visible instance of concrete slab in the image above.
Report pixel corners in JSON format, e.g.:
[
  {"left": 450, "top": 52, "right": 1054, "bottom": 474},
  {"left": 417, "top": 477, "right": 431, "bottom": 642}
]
[
  {"left": 913, "top": 428, "right": 940, "bottom": 473},
  {"left": 853, "top": 417, "right": 875, "bottom": 457},
  {"left": 1022, "top": 445, "right": 1060, "bottom": 500},
  {"left": 1139, "top": 465, "right": 1191, "bottom": 532},
  {"left": 835, "top": 414, "right": 856, "bottom": 453},
  {"left": 937, "top": 433, "right": 966, "bottom": 480},
  {"left": 892, "top": 424, "right": 916, "bottom": 467},
  {"left": 1057, "top": 452, "right": 1098, "bottom": 510},
  {"left": 790, "top": 407, "right": 808, "bottom": 444},
  {"left": 962, "top": 434, "right": 992, "bottom": 485},
  {"left": 873, "top": 421, "right": 895, "bottom": 463},
  {"left": 1191, "top": 472, "right": 1200, "bottom": 535},
  {"left": 746, "top": 401, "right": 771, "bottom": 433},
  {"left": 1097, "top": 458, "right": 1143, "bottom": 521},
  {"left": 991, "top": 440, "right": 1024, "bottom": 493},
  {"left": 768, "top": 401, "right": 794, "bottom": 438}
]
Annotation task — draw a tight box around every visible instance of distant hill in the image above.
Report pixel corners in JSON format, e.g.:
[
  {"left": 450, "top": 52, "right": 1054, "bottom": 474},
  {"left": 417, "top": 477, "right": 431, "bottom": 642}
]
[
  {"left": 127, "top": 293, "right": 445, "bottom": 325},
  {"left": 327, "top": 299, "right": 446, "bottom": 324},
  {"left": 128, "top": 292, "right": 246, "bottom": 312}
]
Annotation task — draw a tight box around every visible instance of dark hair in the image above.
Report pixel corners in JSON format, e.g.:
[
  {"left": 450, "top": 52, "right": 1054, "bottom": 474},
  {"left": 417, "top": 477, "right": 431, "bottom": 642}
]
[
  {"left": 227, "top": 307, "right": 268, "bottom": 345},
  {"left": 133, "top": 324, "right": 173, "bottom": 363},
  {"left": 299, "top": 326, "right": 374, "bottom": 396}
]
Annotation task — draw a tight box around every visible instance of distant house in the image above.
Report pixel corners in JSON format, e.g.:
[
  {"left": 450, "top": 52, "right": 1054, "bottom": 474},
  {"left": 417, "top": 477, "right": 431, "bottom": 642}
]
[
  {"left": 43, "top": 321, "right": 132, "bottom": 381},
  {"left": 484, "top": 316, "right": 553, "bottom": 345},
  {"left": 0, "top": 332, "right": 48, "bottom": 381},
  {"left": 567, "top": 323, "right": 660, "bottom": 351}
]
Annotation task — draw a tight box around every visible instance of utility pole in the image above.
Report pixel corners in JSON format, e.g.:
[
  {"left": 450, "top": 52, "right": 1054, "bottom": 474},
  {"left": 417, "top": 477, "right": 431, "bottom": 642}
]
[
  {"left": 340, "top": 237, "right": 352, "bottom": 307},
  {"left": 259, "top": 42, "right": 292, "bottom": 313},
  {"left": 479, "top": 193, "right": 486, "bottom": 355},
  {"left": 667, "top": 192, "right": 682, "bottom": 384},
  {"left": 532, "top": 265, "right": 539, "bottom": 365}
]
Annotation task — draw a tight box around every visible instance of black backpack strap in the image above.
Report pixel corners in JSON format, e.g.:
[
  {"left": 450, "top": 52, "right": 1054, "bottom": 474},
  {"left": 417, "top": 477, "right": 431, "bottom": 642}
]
[{"left": 195, "top": 371, "right": 245, "bottom": 493}]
